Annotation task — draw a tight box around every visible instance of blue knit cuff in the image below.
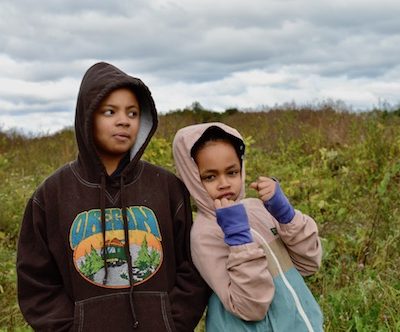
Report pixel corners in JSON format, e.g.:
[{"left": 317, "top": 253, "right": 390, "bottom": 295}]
[
  {"left": 264, "top": 182, "right": 295, "bottom": 224},
  {"left": 216, "top": 204, "right": 253, "bottom": 246}
]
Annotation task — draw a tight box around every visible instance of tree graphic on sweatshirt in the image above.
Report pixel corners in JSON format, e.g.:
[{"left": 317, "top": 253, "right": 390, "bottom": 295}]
[
  {"left": 134, "top": 235, "right": 160, "bottom": 278},
  {"left": 80, "top": 245, "right": 103, "bottom": 280}
]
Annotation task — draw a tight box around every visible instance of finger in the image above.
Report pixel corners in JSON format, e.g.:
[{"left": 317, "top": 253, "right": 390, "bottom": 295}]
[
  {"left": 258, "top": 176, "right": 270, "bottom": 182},
  {"left": 250, "top": 182, "right": 259, "bottom": 190},
  {"left": 257, "top": 181, "right": 274, "bottom": 191},
  {"left": 220, "top": 197, "right": 229, "bottom": 207},
  {"left": 259, "top": 192, "right": 274, "bottom": 202},
  {"left": 214, "top": 199, "right": 222, "bottom": 209},
  {"left": 258, "top": 188, "right": 274, "bottom": 198}
]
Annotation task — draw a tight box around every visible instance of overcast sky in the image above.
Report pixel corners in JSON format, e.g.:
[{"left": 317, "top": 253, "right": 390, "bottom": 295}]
[{"left": 1, "top": 0, "right": 399, "bottom": 135}]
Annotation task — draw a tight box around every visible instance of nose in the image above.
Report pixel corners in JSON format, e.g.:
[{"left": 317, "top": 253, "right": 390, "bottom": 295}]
[
  {"left": 217, "top": 176, "right": 230, "bottom": 189},
  {"left": 116, "top": 112, "right": 130, "bottom": 126}
]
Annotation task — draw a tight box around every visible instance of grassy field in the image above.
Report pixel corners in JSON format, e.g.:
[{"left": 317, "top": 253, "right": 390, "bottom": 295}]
[{"left": 1, "top": 106, "right": 399, "bottom": 331}]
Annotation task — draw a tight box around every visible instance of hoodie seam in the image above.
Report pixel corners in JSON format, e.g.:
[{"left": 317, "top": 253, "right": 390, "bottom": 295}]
[
  {"left": 69, "top": 162, "right": 99, "bottom": 188},
  {"left": 173, "top": 200, "right": 184, "bottom": 220},
  {"left": 32, "top": 196, "right": 44, "bottom": 210},
  {"left": 108, "top": 192, "right": 121, "bottom": 205},
  {"left": 128, "top": 160, "right": 145, "bottom": 184},
  {"left": 70, "top": 160, "right": 145, "bottom": 187},
  {"left": 77, "top": 303, "right": 84, "bottom": 332},
  {"left": 75, "top": 291, "right": 169, "bottom": 304},
  {"left": 70, "top": 161, "right": 144, "bottom": 205},
  {"left": 252, "top": 228, "right": 315, "bottom": 332},
  {"left": 161, "top": 292, "right": 173, "bottom": 332},
  {"left": 122, "top": 161, "right": 145, "bottom": 191}
]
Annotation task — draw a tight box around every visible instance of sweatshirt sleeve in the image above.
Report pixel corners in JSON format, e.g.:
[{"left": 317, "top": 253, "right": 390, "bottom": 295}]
[
  {"left": 275, "top": 210, "right": 322, "bottom": 276},
  {"left": 168, "top": 190, "right": 211, "bottom": 331},
  {"left": 17, "top": 197, "right": 74, "bottom": 332},
  {"left": 191, "top": 226, "right": 274, "bottom": 321}
]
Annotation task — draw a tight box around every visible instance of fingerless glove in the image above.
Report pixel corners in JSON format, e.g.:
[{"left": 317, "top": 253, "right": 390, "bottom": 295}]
[
  {"left": 264, "top": 182, "right": 295, "bottom": 224},
  {"left": 216, "top": 204, "right": 253, "bottom": 246}
]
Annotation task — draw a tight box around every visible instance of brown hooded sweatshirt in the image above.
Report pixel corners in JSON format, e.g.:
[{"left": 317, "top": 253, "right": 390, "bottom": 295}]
[
  {"left": 16, "top": 62, "right": 209, "bottom": 332},
  {"left": 173, "top": 122, "right": 323, "bottom": 331}
]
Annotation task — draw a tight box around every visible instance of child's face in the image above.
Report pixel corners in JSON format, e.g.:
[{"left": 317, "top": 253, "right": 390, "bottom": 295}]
[
  {"left": 195, "top": 140, "right": 242, "bottom": 202},
  {"left": 93, "top": 88, "right": 140, "bottom": 162}
]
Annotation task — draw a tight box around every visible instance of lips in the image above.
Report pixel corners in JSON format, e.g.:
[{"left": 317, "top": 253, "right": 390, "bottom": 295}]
[
  {"left": 217, "top": 192, "right": 235, "bottom": 200},
  {"left": 113, "top": 132, "right": 130, "bottom": 141}
]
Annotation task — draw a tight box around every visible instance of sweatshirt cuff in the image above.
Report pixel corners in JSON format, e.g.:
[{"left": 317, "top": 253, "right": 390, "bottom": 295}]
[
  {"left": 216, "top": 204, "right": 253, "bottom": 246},
  {"left": 264, "top": 183, "right": 295, "bottom": 224}
]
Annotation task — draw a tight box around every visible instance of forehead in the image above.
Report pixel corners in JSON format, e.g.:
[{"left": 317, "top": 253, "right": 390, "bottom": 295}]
[
  {"left": 195, "top": 140, "right": 240, "bottom": 168},
  {"left": 101, "top": 88, "right": 139, "bottom": 104}
]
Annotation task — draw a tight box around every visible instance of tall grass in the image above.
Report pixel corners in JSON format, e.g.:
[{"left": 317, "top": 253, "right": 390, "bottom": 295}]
[{"left": 1, "top": 108, "right": 399, "bottom": 331}]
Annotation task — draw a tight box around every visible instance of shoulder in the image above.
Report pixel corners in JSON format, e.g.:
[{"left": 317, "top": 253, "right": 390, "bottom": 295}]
[
  {"left": 191, "top": 216, "right": 224, "bottom": 247},
  {"left": 32, "top": 162, "right": 73, "bottom": 204},
  {"left": 139, "top": 161, "right": 189, "bottom": 205},
  {"left": 38, "top": 163, "right": 74, "bottom": 188},
  {"left": 35, "top": 163, "right": 71, "bottom": 188},
  {"left": 191, "top": 227, "right": 225, "bottom": 264},
  {"left": 141, "top": 160, "right": 174, "bottom": 177}
]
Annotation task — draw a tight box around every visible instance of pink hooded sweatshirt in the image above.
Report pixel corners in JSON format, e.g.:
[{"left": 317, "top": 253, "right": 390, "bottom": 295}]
[{"left": 173, "top": 122, "right": 323, "bottom": 331}]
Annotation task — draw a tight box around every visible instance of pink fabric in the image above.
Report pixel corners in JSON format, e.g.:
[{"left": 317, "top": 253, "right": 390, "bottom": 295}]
[{"left": 172, "top": 122, "right": 322, "bottom": 320}]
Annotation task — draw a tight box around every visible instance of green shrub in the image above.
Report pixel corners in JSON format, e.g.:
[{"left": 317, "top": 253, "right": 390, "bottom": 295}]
[{"left": 1, "top": 109, "right": 399, "bottom": 331}]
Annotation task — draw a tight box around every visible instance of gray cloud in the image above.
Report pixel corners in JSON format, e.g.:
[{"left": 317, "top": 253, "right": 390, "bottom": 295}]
[{"left": 0, "top": 0, "right": 399, "bottom": 134}]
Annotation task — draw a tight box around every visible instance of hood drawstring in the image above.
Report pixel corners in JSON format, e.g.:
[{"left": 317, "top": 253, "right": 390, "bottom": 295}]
[
  {"left": 120, "top": 175, "right": 139, "bottom": 328},
  {"left": 100, "top": 174, "right": 108, "bottom": 286}
]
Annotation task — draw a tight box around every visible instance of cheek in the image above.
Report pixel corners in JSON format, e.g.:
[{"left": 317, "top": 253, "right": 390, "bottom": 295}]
[
  {"left": 234, "top": 178, "right": 242, "bottom": 191},
  {"left": 92, "top": 123, "right": 101, "bottom": 142},
  {"left": 202, "top": 182, "right": 216, "bottom": 198},
  {"left": 93, "top": 119, "right": 107, "bottom": 134},
  {"left": 130, "top": 120, "right": 140, "bottom": 135}
]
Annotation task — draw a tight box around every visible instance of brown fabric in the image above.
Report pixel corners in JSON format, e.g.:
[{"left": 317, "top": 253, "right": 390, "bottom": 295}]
[{"left": 17, "top": 62, "right": 209, "bottom": 332}]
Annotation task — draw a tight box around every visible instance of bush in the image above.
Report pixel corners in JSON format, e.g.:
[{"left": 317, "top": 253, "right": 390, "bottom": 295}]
[{"left": 1, "top": 109, "right": 400, "bottom": 331}]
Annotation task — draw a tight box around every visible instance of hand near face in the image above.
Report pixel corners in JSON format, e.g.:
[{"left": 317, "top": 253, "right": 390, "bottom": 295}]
[
  {"left": 250, "top": 176, "right": 277, "bottom": 203},
  {"left": 214, "top": 197, "right": 236, "bottom": 209}
]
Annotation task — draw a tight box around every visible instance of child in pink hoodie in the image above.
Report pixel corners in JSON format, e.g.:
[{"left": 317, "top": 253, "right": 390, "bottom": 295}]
[{"left": 173, "top": 122, "right": 323, "bottom": 332}]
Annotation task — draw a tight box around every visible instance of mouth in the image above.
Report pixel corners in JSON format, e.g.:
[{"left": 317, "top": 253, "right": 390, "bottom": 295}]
[
  {"left": 113, "top": 133, "right": 130, "bottom": 141},
  {"left": 217, "top": 192, "right": 236, "bottom": 200}
]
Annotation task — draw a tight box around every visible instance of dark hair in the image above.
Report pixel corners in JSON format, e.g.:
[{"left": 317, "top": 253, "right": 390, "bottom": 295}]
[{"left": 190, "top": 126, "right": 245, "bottom": 164}]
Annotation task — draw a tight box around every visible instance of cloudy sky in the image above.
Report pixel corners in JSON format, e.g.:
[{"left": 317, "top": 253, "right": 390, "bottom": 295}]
[{"left": 1, "top": 0, "right": 399, "bottom": 135}]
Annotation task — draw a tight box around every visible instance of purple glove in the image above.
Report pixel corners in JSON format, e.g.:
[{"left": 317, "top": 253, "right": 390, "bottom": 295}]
[
  {"left": 216, "top": 204, "right": 253, "bottom": 246},
  {"left": 264, "top": 181, "right": 295, "bottom": 224}
]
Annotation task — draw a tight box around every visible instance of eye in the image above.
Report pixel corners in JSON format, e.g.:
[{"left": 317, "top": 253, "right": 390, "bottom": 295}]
[
  {"left": 102, "top": 109, "right": 114, "bottom": 116},
  {"left": 228, "top": 169, "right": 240, "bottom": 177},
  {"left": 201, "top": 174, "right": 215, "bottom": 182},
  {"left": 128, "top": 110, "right": 139, "bottom": 118}
]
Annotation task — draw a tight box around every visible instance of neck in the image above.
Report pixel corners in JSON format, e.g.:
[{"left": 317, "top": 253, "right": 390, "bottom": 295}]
[{"left": 104, "top": 159, "right": 120, "bottom": 175}]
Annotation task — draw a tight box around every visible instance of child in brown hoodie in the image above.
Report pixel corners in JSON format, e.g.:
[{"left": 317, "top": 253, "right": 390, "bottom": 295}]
[
  {"left": 173, "top": 122, "right": 323, "bottom": 331},
  {"left": 16, "top": 62, "right": 209, "bottom": 331}
]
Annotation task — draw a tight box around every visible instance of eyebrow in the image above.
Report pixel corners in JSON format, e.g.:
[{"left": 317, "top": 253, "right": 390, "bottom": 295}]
[
  {"left": 102, "top": 103, "right": 139, "bottom": 109},
  {"left": 200, "top": 163, "right": 240, "bottom": 174},
  {"left": 226, "top": 164, "right": 240, "bottom": 170}
]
